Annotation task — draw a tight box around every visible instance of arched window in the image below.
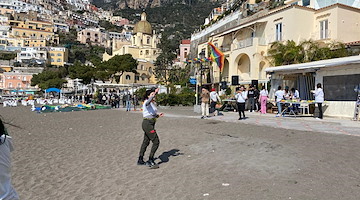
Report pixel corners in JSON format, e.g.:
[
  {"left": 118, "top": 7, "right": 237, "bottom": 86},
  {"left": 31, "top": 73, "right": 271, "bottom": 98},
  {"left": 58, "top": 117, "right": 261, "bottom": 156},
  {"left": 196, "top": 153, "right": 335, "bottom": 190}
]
[
  {"left": 140, "top": 51, "right": 143, "bottom": 55},
  {"left": 57, "top": 59, "right": 61, "bottom": 62},
  {"left": 135, "top": 76, "right": 140, "bottom": 81},
  {"left": 126, "top": 75, "right": 131, "bottom": 80},
  {"left": 147, "top": 37, "right": 150, "bottom": 44},
  {"left": 50, "top": 53, "right": 55, "bottom": 56},
  {"left": 57, "top": 53, "right": 62, "bottom": 56}
]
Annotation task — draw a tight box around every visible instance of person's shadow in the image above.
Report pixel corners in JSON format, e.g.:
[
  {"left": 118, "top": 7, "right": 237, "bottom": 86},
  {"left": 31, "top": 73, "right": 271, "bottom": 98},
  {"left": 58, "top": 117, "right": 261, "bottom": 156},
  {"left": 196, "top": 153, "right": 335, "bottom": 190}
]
[{"left": 157, "top": 149, "right": 183, "bottom": 165}]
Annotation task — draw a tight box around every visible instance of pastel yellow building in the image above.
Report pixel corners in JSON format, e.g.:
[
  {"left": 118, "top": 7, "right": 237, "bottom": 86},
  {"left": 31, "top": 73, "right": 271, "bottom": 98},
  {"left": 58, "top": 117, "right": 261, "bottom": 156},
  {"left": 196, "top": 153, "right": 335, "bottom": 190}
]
[
  {"left": 9, "top": 19, "right": 59, "bottom": 45},
  {"left": 192, "top": 2, "right": 360, "bottom": 86},
  {"left": 103, "top": 12, "right": 160, "bottom": 85},
  {"left": 49, "top": 47, "right": 68, "bottom": 66}
]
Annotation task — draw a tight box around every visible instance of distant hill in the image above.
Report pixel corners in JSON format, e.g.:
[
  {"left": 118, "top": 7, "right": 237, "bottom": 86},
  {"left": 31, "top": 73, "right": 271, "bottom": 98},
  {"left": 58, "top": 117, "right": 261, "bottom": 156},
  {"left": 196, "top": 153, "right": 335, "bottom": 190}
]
[
  {"left": 92, "top": 0, "right": 220, "bottom": 10},
  {"left": 93, "top": 0, "right": 222, "bottom": 41}
]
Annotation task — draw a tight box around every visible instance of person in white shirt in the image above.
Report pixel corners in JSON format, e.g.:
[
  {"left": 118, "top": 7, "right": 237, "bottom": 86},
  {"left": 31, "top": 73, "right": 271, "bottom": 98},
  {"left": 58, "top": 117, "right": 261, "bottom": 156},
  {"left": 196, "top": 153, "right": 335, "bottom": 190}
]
[
  {"left": 312, "top": 83, "right": 324, "bottom": 119},
  {"left": 259, "top": 86, "right": 269, "bottom": 114},
  {"left": 0, "top": 118, "right": 19, "bottom": 200},
  {"left": 275, "top": 86, "right": 285, "bottom": 117},
  {"left": 291, "top": 88, "right": 300, "bottom": 100},
  {"left": 209, "top": 88, "right": 221, "bottom": 116},
  {"left": 235, "top": 86, "right": 247, "bottom": 120},
  {"left": 138, "top": 88, "right": 164, "bottom": 168}
]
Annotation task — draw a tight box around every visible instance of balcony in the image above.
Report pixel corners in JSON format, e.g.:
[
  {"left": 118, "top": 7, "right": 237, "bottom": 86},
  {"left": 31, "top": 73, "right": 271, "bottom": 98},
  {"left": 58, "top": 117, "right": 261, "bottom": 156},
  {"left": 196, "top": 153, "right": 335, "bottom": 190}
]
[
  {"left": 234, "top": 38, "right": 253, "bottom": 50},
  {"left": 220, "top": 46, "right": 231, "bottom": 52}
]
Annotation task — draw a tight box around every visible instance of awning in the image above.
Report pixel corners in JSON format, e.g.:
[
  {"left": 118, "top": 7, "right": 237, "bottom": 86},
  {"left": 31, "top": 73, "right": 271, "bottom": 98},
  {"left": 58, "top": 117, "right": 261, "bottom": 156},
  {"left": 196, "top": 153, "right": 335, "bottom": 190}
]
[
  {"left": 265, "top": 55, "right": 360, "bottom": 73},
  {"left": 215, "top": 21, "right": 266, "bottom": 37}
]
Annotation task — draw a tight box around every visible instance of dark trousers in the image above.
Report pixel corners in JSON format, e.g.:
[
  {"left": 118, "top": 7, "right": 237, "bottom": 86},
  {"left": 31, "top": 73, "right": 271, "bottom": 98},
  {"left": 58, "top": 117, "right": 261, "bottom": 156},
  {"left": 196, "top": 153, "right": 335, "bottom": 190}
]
[
  {"left": 248, "top": 97, "right": 255, "bottom": 112},
  {"left": 139, "top": 119, "right": 160, "bottom": 159},
  {"left": 237, "top": 102, "right": 245, "bottom": 119},
  {"left": 210, "top": 101, "right": 217, "bottom": 113},
  {"left": 318, "top": 103, "right": 323, "bottom": 119}
]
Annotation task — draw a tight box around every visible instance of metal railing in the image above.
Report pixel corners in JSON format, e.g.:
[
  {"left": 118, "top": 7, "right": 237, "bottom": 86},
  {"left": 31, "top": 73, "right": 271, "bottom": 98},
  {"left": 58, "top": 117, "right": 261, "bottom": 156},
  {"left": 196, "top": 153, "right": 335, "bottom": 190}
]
[{"left": 235, "top": 38, "right": 253, "bottom": 50}]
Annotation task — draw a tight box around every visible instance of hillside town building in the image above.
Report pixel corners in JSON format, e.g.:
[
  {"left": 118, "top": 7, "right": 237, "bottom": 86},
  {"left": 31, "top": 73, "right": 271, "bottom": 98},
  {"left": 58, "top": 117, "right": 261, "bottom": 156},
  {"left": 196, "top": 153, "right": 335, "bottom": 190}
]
[{"left": 103, "top": 12, "right": 160, "bottom": 85}]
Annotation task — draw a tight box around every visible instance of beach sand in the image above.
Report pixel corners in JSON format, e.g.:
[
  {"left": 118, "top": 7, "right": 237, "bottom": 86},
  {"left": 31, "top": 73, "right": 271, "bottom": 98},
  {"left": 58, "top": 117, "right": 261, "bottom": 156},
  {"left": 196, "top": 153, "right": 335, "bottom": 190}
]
[{"left": 2, "top": 106, "right": 360, "bottom": 200}]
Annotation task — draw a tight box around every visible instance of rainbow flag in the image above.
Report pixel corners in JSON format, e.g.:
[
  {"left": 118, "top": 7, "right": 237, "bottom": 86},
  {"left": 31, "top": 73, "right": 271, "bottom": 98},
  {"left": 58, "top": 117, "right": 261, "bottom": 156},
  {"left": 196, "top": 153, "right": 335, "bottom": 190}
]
[{"left": 208, "top": 42, "right": 225, "bottom": 72}]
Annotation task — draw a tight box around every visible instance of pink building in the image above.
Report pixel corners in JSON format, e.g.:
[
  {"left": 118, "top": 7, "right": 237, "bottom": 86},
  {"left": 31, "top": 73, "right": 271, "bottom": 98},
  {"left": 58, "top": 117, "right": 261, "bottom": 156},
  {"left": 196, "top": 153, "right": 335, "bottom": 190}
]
[
  {"left": 179, "top": 39, "right": 190, "bottom": 62},
  {"left": 1, "top": 72, "right": 38, "bottom": 94}
]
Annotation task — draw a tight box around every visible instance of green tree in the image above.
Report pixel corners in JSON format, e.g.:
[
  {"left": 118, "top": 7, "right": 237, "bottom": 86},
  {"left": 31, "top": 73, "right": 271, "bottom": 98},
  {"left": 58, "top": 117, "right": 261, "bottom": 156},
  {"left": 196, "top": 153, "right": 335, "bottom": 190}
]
[
  {"left": 31, "top": 70, "right": 67, "bottom": 90},
  {"left": 96, "top": 54, "right": 138, "bottom": 83},
  {"left": 268, "top": 40, "right": 349, "bottom": 66},
  {"left": 155, "top": 34, "right": 177, "bottom": 93},
  {"left": 59, "top": 28, "right": 79, "bottom": 46},
  {"left": 68, "top": 61, "right": 95, "bottom": 84}
]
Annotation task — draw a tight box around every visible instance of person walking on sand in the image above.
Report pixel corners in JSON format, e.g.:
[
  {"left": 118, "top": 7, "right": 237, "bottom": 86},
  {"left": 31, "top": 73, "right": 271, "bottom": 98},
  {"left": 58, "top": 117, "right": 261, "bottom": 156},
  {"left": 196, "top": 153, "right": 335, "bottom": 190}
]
[
  {"left": 259, "top": 86, "right": 269, "bottom": 114},
  {"left": 137, "top": 88, "right": 164, "bottom": 168},
  {"left": 236, "top": 86, "right": 247, "bottom": 120},
  {"left": 0, "top": 118, "right": 19, "bottom": 200},
  {"left": 210, "top": 88, "right": 221, "bottom": 116},
  {"left": 200, "top": 88, "right": 210, "bottom": 119},
  {"left": 312, "top": 83, "right": 324, "bottom": 120}
]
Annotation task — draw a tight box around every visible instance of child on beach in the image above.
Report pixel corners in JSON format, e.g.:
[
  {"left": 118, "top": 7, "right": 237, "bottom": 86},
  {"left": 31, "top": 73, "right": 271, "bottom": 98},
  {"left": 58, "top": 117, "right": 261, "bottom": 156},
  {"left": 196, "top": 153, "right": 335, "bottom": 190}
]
[
  {"left": 137, "top": 88, "right": 164, "bottom": 168},
  {"left": 0, "top": 118, "right": 19, "bottom": 200}
]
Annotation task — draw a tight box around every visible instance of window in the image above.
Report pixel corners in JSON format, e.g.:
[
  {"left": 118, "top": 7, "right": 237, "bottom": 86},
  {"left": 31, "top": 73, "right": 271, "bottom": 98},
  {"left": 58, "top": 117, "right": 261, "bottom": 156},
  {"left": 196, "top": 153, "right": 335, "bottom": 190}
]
[
  {"left": 302, "top": 0, "right": 310, "bottom": 6},
  {"left": 320, "top": 20, "right": 328, "bottom": 39},
  {"left": 125, "top": 75, "right": 131, "bottom": 80},
  {"left": 275, "top": 23, "right": 282, "bottom": 41},
  {"left": 140, "top": 51, "right": 143, "bottom": 55},
  {"left": 57, "top": 59, "right": 61, "bottom": 62},
  {"left": 8, "top": 83, "right": 12, "bottom": 88},
  {"left": 135, "top": 76, "right": 139, "bottom": 81},
  {"left": 22, "top": 76, "right": 26, "bottom": 81},
  {"left": 147, "top": 37, "right": 150, "bottom": 44},
  {"left": 57, "top": 53, "right": 62, "bottom": 56},
  {"left": 51, "top": 58, "right": 54, "bottom": 62},
  {"left": 145, "top": 50, "right": 149, "bottom": 55},
  {"left": 50, "top": 53, "right": 54, "bottom": 56},
  {"left": 17, "top": 83, "right": 21, "bottom": 88},
  {"left": 251, "top": 31, "right": 255, "bottom": 38}
]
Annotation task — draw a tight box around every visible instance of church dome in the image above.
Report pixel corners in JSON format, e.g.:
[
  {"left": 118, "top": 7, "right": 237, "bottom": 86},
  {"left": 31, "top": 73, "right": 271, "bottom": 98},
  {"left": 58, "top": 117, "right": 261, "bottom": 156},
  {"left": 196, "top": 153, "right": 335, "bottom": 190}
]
[{"left": 134, "top": 12, "right": 152, "bottom": 35}]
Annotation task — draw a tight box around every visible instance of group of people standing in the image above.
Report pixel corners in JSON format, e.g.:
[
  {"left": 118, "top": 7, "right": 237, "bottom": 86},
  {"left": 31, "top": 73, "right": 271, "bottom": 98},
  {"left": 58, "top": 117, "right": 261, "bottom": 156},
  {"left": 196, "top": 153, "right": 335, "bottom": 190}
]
[
  {"left": 274, "top": 84, "right": 324, "bottom": 119},
  {"left": 200, "top": 88, "right": 222, "bottom": 119},
  {"left": 235, "top": 85, "right": 270, "bottom": 120}
]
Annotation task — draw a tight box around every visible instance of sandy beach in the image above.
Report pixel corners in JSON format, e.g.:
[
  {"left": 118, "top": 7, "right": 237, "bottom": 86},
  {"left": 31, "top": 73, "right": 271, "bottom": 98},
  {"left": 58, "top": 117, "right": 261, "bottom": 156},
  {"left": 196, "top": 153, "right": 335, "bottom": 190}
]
[{"left": 2, "top": 106, "right": 360, "bottom": 200}]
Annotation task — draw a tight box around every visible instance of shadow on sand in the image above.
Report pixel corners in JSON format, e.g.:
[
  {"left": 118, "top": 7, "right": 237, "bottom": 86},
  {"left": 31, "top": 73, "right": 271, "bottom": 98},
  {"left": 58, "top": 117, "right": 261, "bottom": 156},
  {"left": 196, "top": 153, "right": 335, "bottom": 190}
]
[{"left": 157, "top": 149, "right": 183, "bottom": 165}]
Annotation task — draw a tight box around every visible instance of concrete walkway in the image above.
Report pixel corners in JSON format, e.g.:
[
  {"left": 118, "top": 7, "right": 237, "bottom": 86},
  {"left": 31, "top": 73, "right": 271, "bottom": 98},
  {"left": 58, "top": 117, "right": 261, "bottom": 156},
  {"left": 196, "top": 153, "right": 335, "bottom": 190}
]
[{"left": 116, "top": 106, "right": 360, "bottom": 137}]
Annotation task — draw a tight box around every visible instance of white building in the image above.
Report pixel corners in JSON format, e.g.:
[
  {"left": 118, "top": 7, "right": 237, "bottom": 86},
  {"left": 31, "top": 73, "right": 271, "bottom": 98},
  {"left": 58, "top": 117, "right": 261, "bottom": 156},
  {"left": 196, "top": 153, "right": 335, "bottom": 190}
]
[
  {"left": 0, "top": 0, "right": 51, "bottom": 14},
  {"left": 17, "top": 47, "right": 48, "bottom": 65}
]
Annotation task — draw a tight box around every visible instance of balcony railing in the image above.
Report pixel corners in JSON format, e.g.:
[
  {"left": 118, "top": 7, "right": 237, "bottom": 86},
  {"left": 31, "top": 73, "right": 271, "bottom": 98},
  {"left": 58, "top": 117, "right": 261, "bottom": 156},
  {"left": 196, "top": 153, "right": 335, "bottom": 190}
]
[
  {"left": 235, "top": 38, "right": 253, "bottom": 50},
  {"left": 220, "top": 46, "right": 231, "bottom": 52}
]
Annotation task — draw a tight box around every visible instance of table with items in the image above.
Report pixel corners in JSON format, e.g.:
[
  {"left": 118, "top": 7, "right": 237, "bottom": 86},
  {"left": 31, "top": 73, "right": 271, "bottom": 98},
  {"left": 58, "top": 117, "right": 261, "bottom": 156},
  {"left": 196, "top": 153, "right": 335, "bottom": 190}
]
[{"left": 277, "top": 100, "right": 327, "bottom": 117}]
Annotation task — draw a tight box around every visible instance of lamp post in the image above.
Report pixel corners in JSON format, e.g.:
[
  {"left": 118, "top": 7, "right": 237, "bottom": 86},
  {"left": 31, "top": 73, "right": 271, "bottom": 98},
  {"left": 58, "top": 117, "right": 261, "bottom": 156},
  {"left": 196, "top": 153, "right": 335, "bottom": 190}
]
[{"left": 199, "top": 50, "right": 206, "bottom": 89}]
